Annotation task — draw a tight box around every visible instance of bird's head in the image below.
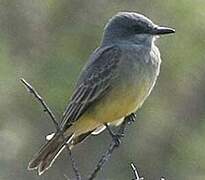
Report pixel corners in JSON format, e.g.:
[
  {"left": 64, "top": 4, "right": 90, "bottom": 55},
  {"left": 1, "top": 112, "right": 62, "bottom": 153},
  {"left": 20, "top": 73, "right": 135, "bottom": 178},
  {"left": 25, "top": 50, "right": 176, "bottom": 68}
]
[{"left": 102, "top": 12, "right": 175, "bottom": 46}]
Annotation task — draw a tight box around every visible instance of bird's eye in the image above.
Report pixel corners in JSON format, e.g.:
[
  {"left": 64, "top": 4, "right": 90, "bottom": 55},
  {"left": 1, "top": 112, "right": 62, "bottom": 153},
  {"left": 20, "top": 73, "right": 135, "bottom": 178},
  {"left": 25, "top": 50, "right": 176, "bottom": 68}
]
[{"left": 133, "top": 24, "right": 144, "bottom": 33}]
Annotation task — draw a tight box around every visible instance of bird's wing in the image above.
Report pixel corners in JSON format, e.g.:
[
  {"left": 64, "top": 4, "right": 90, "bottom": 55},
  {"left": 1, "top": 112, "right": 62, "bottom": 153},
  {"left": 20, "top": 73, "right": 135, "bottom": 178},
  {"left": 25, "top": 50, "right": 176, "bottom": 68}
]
[{"left": 60, "top": 45, "right": 121, "bottom": 129}]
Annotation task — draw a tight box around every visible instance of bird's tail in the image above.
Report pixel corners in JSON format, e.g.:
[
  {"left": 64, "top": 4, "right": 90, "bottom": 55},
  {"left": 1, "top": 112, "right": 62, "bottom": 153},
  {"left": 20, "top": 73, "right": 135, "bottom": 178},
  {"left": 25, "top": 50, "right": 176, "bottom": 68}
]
[{"left": 28, "top": 131, "right": 74, "bottom": 175}]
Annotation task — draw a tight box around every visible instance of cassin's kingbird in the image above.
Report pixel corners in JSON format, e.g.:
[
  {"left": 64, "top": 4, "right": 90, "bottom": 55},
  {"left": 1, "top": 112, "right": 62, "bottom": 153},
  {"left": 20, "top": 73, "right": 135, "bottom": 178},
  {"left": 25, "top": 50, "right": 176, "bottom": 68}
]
[{"left": 28, "top": 12, "right": 175, "bottom": 175}]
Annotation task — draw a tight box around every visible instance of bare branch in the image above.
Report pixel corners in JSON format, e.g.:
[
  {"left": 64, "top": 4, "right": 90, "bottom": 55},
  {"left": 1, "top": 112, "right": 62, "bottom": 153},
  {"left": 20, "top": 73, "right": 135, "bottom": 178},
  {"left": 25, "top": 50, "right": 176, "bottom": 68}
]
[
  {"left": 130, "top": 163, "right": 144, "bottom": 180},
  {"left": 87, "top": 117, "right": 131, "bottom": 180},
  {"left": 130, "top": 163, "right": 166, "bottom": 180},
  {"left": 20, "top": 78, "right": 81, "bottom": 180},
  {"left": 20, "top": 78, "right": 59, "bottom": 129}
]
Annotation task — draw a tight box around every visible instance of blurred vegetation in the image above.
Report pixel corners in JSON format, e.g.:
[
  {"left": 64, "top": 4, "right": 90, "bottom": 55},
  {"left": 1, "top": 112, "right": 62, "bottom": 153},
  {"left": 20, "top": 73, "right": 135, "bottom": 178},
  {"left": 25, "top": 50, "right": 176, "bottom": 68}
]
[{"left": 0, "top": 0, "right": 205, "bottom": 179}]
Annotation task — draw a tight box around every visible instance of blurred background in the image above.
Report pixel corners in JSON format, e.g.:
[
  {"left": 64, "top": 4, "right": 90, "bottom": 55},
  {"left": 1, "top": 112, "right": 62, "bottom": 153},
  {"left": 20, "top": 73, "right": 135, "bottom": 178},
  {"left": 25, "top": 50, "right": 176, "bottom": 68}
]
[{"left": 0, "top": 0, "right": 205, "bottom": 179}]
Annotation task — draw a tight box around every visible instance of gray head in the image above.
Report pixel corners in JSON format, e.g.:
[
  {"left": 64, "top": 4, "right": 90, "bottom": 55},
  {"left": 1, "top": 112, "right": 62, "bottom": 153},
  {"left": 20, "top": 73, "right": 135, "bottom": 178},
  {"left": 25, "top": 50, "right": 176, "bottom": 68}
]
[{"left": 102, "top": 12, "right": 175, "bottom": 46}]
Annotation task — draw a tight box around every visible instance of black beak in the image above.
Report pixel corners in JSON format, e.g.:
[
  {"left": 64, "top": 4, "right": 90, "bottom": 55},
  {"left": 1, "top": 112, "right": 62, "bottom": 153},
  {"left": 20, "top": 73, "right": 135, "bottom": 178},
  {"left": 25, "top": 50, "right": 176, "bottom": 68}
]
[{"left": 152, "top": 26, "right": 175, "bottom": 35}]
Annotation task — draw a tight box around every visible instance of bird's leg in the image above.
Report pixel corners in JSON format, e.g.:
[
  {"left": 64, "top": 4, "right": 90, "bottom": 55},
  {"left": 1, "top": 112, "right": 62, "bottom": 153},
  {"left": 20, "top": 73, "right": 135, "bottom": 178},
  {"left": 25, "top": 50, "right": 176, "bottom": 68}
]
[
  {"left": 104, "top": 123, "right": 123, "bottom": 147},
  {"left": 104, "top": 113, "right": 136, "bottom": 147},
  {"left": 125, "top": 113, "right": 136, "bottom": 124}
]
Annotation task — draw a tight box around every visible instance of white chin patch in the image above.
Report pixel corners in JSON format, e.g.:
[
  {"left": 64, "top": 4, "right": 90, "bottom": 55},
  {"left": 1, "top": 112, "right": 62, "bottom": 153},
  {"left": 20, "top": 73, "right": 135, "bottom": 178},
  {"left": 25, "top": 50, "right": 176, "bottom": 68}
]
[{"left": 46, "top": 132, "right": 55, "bottom": 141}]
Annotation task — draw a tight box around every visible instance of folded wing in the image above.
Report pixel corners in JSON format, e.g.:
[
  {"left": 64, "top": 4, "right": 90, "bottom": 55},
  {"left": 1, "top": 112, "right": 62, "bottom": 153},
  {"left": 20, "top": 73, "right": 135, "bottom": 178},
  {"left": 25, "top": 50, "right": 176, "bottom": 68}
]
[{"left": 60, "top": 45, "right": 121, "bottom": 129}]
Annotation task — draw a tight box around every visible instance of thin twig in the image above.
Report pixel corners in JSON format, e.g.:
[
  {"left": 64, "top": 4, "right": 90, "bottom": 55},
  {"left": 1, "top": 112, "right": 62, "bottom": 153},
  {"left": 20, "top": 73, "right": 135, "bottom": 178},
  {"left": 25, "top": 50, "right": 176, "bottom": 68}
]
[
  {"left": 20, "top": 78, "right": 59, "bottom": 129},
  {"left": 68, "top": 146, "right": 81, "bottom": 180},
  {"left": 130, "top": 163, "right": 144, "bottom": 180},
  {"left": 20, "top": 78, "right": 81, "bottom": 180},
  {"left": 87, "top": 119, "right": 129, "bottom": 180},
  {"left": 130, "top": 163, "right": 166, "bottom": 180}
]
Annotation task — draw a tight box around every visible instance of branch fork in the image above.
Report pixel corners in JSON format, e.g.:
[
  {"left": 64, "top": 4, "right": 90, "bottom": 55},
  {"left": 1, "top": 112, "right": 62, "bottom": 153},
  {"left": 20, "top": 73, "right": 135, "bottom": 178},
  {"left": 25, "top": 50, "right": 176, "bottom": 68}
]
[{"left": 21, "top": 78, "right": 135, "bottom": 180}]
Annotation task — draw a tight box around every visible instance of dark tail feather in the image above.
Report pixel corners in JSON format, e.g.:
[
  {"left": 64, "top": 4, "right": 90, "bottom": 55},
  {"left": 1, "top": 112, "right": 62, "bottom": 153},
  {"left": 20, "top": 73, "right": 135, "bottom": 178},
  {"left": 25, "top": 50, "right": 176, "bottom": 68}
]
[{"left": 28, "top": 132, "right": 73, "bottom": 175}]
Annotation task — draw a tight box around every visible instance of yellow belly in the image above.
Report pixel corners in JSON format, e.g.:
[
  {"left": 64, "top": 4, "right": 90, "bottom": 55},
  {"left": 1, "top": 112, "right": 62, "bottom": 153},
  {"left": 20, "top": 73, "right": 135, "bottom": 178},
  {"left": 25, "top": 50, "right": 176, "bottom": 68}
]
[
  {"left": 70, "top": 79, "right": 152, "bottom": 137},
  {"left": 88, "top": 78, "right": 152, "bottom": 123}
]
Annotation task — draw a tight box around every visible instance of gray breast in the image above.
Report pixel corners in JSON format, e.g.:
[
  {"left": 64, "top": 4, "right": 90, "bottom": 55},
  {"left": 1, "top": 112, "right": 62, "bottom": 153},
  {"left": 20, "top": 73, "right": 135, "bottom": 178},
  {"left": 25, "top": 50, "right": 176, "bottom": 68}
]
[
  {"left": 112, "top": 43, "right": 161, "bottom": 109},
  {"left": 118, "top": 44, "right": 160, "bottom": 82}
]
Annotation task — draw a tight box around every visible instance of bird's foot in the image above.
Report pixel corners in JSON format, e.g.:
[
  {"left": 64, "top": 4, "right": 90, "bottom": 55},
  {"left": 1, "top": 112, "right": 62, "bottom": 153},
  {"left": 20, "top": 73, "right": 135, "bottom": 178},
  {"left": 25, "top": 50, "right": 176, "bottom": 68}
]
[
  {"left": 125, "top": 113, "right": 136, "bottom": 124},
  {"left": 104, "top": 123, "right": 124, "bottom": 147}
]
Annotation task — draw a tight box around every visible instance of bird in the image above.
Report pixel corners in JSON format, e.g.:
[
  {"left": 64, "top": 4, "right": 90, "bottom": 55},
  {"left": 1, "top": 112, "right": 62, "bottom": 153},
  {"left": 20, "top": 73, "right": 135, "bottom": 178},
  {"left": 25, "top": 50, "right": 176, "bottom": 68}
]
[{"left": 28, "top": 12, "right": 175, "bottom": 175}]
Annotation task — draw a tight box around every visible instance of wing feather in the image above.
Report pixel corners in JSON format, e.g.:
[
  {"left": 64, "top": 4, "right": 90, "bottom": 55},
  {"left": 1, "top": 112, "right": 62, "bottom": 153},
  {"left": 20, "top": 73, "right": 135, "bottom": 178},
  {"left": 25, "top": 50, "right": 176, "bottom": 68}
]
[{"left": 60, "top": 45, "right": 121, "bottom": 129}]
